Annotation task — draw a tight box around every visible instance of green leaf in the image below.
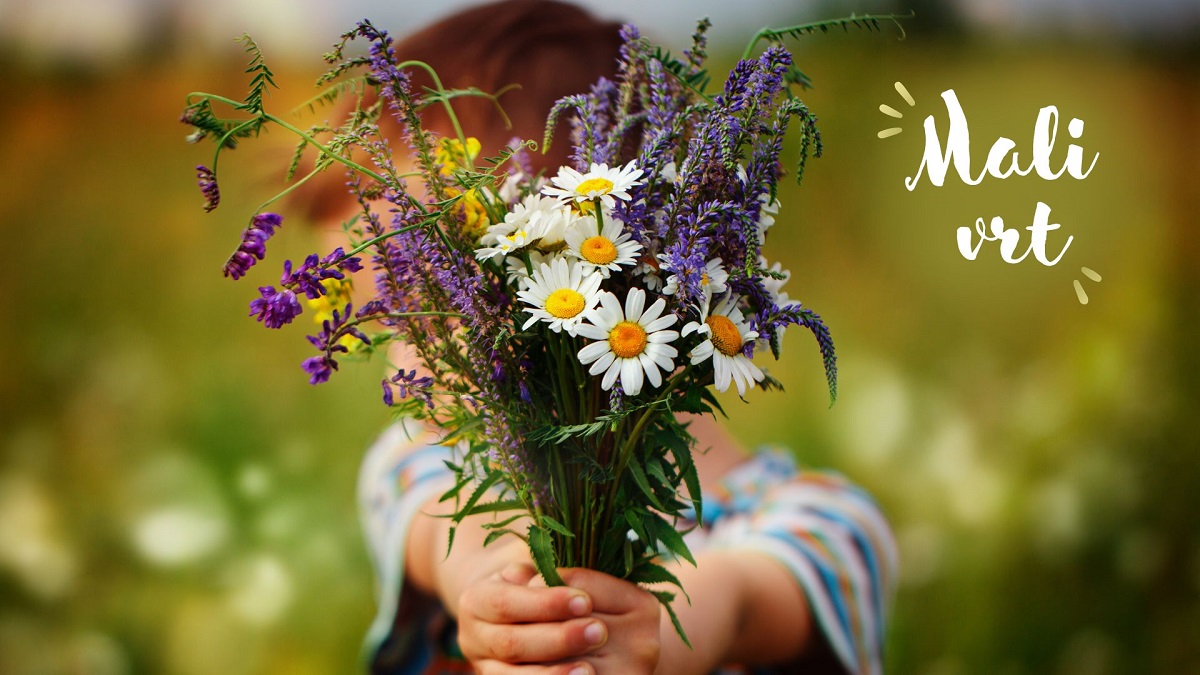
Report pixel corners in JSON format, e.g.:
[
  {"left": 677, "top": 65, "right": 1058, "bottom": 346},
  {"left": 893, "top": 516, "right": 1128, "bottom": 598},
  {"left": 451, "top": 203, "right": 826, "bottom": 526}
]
[
  {"left": 527, "top": 421, "right": 608, "bottom": 445},
  {"left": 462, "top": 498, "right": 523, "bottom": 518},
  {"left": 481, "top": 513, "right": 524, "bottom": 530},
  {"left": 483, "top": 528, "right": 520, "bottom": 547},
  {"left": 662, "top": 436, "right": 702, "bottom": 525},
  {"left": 438, "top": 474, "right": 472, "bottom": 504},
  {"left": 453, "top": 471, "right": 504, "bottom": 522},
  {"left": 646, "top": 460, "right": 673, "bottom": 492},
  {"left": 651, "top": 590, "right": 692, "bottom": 649},
  {"left": 629, "top": 561, "right": 683, "bottom": 589},
  {"left": 626, "top": 460, "right": 667, "bottom": 511},
  {"left": 540, "top": 514, "right": 576, "bottom": 539},
  {"left": 528, "top": 524, "right": 565, "bottom": 587},
  {"left": 648, "top": 515, "right": 696, "bottom": 567}
]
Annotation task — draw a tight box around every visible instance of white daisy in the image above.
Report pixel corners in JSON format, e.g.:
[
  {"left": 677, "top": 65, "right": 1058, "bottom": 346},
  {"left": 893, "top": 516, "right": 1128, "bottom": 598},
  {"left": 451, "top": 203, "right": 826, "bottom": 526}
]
[
  {"left": 576, "top": 288, "right": 678, "bottom": 396},
  {"left": 633, "top": 240, "right": 665, "bottom": 292},
  {"left": 757, "top": 193, "right": 780, "bottom": 239},
  {"left": 517, "top": 258, "right": 603, "bottom": 336},
  {"left": 542, "top": 161, "right": 644, "bottom": 210},
  {"left": 475, "top": 194, "right": 566, "bottom": 260},
  {"left": 565, "top": 216, "right": 643, "bottom": 278},
  {"left": 683, "top": 295, "right": 764, "bottom": 396},
  {"left": 661, "top": 257, "right": 729, "bottom": 297},
  {"left": 527, "top": 201, "right": 575, "bottom": 252},
  {"left": 504, "top": 250, "right": 551, "bottom": 284},
  {"left": 474, "top": 224, "right": 531, "bottom": 261},
  {"left": 759, "top": 258, "right": 798, "bottom": 309},
  {"left": 660, "top": 161, "right": 679, "bottom": 184}
]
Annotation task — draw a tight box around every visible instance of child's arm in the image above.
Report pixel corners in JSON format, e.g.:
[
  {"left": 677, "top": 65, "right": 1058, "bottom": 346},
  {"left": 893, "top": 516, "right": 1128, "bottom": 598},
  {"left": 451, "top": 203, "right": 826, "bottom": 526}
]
[{"left": 404, "top": 493, "right": 661, "bottom": 674}]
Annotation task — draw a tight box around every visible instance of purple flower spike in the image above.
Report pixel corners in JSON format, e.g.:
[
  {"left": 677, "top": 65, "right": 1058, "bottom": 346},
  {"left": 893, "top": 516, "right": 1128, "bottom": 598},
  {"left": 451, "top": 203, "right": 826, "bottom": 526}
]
[
  {"left": 223, "top": 212, "right": 284, "bottom": 280},
  {"left": 301, "top": 354, "right": 338, "bottom": 385},
  {"left": 197, "top": 165, "right": 220, "bottom": 212},
  {"left": 249, "top": 286, "right": 302, "bottom": 328}
]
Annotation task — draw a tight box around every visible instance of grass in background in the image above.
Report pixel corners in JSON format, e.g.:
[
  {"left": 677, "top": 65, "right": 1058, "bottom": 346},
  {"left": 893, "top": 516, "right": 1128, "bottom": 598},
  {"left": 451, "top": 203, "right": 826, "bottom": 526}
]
[{"left": 0, "top": 33, "right": 1197, "bottom": 674}]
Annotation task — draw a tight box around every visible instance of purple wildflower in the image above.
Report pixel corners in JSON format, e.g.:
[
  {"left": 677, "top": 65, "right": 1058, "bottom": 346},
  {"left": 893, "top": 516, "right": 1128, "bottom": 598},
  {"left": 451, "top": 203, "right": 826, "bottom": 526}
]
[
  {"left": 382, "top": 369, "right": 435, "bottom": 407},
  {"left": 223, "top": 213, "right": 283, "bottom": 280},
  {"left": 280, "top": 254, "right": 336, "bottom": 299},
  {"left": 323, "top": 247, "right": 363, "bottom": 274},
  {"left": 248, "top": 286, "right": 301, "bottom": 328},
  {"left": 301, "top": 355, "right": 337, "bottom": 385},
  {"left": 196, "top": 165, "right": 220, "bottom": 212}
]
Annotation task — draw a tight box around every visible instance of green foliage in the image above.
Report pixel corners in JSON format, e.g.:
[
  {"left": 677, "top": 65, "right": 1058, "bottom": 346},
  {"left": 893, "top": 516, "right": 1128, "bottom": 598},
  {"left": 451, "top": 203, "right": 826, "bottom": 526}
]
[
  {"left": 742, "top": 11, "right": 914, "bottom": 60},
  {"left": 236, "top": 34, "right": 277, "bottom": 115},
  {"left": 528, "top": 524, "right": 565, "bottom": 587}
]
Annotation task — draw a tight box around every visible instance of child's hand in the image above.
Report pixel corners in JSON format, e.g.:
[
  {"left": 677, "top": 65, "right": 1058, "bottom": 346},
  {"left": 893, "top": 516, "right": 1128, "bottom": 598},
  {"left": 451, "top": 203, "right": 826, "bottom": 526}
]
[
  {"left": 457, "top": 562, "right": 608, "bottom": 674},
  {"left": 553, "top": 568, "right": 662, "bottom": 675}
]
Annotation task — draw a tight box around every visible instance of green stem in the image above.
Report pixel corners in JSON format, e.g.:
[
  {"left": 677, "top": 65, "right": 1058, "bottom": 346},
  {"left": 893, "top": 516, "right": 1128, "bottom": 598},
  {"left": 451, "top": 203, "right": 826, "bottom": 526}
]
[
  {"left": 333, "top": 310, "right": 464, "bottom": 340},
  {"left": 188, "top": 92, "right": 389, "bottom": 185},
  {"left": 741, "top": 12, "right": 914, "bottom": 60},
  {"left": 339, "top": 221, "right": 426, "bottom": 261},
  {"left": 252, "top": 165, "right": 323, "bottom": 214},
  {"left": 396, "top": 60, "right": 471, "bottom": 170},
  {"left": 212, "top": 118, "right": 260, "bottom": 172}
]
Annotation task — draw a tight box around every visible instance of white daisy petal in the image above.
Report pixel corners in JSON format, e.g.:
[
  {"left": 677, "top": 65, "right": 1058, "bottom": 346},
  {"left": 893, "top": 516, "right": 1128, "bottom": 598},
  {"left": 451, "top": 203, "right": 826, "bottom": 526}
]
[
  {"left": 639, "top": 353, "right": 662, "bottom": 388},
  {"left": 638, "top": 298, "right": 665, "bottom": 326},
  {"left": 732, "top": 360, "right": 749, "bottom": 396},
  {"left": 589, "top": 350, "right": 616, "bottom": 376},
  {"left": 575, "top": 323, "right": 609, "bottom": 341},
  {"left": 578, "top": 340, "right": 611, "bottom": 364},
  {"left": 643, "top": 315, "right": 677, "bottom": 333},
  {"left": 714, "top": 354, "right": 732, "bottom": 392},
  {"left": 621, "top": 357, "right": 644, "bottom": 396},
  {"left": 625, "top": 288, "right": 645, "bottom": 322},
  {"left": 647, "top": 330, "right": 679, "bottom": 343},
  {"left": 598, "top": 291, "right": 622, "bottom": 318},
  {"left": 602, "top": 358, "right": 622, "bottom": 390}
]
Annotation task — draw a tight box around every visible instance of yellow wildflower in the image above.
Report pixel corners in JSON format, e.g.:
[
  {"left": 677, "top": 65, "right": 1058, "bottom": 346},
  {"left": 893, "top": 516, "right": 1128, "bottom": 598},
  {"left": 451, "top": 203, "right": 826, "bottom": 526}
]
[{"left": 306, "top": 278, "right": 363, "bottom": 351}]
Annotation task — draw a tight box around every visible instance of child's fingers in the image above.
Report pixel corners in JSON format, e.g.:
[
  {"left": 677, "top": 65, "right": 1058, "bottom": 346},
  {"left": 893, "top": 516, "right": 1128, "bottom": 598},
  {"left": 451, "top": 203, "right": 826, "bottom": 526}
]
[
  {"left": 474, "top": 617, "right": 608, "bottom": 663},
  {"left": 463, "top": 578, "right": 594, "bottom": 623},
  {"left": 558, "top": 568, "right": 657, "bottom": 615},
  {"left": 500, "top": 562, "right": 539, "bottom": 586},
  {"left": 474, "top": 660, "right": 594, "bottom": 675}
]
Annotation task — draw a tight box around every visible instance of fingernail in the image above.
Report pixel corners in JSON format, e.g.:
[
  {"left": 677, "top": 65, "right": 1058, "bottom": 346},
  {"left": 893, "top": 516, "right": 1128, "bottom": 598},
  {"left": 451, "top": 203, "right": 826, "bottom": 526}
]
[
  {"left": 569, "top": 667, "right": 589, "bottom": 675},
  {"left": 568, "top": 594, "right": 589, "bottom": 616},
  {"left": 583, "top": 621, "right": 606, "bottom": 646}
]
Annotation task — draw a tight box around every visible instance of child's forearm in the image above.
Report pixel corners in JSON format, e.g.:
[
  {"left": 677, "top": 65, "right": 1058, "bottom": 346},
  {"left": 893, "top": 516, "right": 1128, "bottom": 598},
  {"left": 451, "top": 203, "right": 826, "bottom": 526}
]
[
  {"left": 657, "top": 549, "right": 813, "bottom": 674},
  {"left": 404, "top": 493, "right": 532, "bottom": 616}
]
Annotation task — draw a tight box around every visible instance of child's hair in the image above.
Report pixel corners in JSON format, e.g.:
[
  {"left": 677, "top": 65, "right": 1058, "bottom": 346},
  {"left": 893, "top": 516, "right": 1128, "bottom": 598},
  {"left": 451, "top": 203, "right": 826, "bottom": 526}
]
[{"left": 303, "top": 0, "right": 624, "bottom": 223}]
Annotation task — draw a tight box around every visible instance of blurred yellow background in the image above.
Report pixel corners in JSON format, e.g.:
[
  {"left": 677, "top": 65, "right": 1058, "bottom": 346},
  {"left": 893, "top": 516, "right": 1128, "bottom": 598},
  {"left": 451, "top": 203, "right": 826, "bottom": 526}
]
[{"left": 1, "top": 1, "right": 1197, "bottom": 673}]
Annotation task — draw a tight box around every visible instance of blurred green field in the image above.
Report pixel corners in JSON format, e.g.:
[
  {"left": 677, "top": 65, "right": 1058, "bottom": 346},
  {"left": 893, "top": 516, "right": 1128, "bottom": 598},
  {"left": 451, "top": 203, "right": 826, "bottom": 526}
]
[{"left": 1, "top": 25, "right": 1198, "bottom": 675}]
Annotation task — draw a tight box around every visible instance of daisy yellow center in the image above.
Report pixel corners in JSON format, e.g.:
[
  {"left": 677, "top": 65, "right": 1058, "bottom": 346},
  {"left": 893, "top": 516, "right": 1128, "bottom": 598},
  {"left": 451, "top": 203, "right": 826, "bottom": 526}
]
[
  {"left": 701, "top": 272, "right": 711, "bottom": 286},
  {"left": 706, "top": 315, "right": 743, "bottom": 356},
  {"left": 608, "top": 321, "right": 648, "bottom": 359},
  {"left": 575, "top": 177, "right": 615, "bottom": 196},
  {"left": 581, "top": 236, "right": 618, "bottom": 265},
  {"left": 545, "top": 288, "right": 586, "bottom": 319}
]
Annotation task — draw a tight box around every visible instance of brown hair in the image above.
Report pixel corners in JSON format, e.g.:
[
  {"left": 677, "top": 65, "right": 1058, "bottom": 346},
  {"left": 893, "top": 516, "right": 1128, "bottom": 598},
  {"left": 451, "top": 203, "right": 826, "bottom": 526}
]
[{"left": 303, "top": 0, "right": 624, "bottom": 223}]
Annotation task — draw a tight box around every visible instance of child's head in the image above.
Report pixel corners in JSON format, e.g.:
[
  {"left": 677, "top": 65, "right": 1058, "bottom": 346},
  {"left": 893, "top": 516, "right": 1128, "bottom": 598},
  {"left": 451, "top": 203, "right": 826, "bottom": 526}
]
[
  {"left": 304, "top": 0, "right": 624, "bottom": 224},
  {"left": 303, "top": 1, "right": 626, "bottom": 381}
]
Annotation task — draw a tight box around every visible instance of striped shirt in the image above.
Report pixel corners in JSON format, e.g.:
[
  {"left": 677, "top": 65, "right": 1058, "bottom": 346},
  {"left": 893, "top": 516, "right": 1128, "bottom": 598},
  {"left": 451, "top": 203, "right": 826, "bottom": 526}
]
[{"left": 358, "top": 419, "right": 898, "bottom": 675}]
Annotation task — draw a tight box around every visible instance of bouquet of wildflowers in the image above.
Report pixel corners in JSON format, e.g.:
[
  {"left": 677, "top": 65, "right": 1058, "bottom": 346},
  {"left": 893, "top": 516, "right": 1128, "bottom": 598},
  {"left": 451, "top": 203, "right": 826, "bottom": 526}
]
[{"left": 183, "top": 14, "right": 903, "bottom": 640}]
